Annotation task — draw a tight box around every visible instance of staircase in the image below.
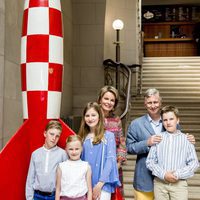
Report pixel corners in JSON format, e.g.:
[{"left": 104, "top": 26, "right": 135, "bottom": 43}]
[{"left": 123, "top": 57, "right": 200, "bottom": 200}]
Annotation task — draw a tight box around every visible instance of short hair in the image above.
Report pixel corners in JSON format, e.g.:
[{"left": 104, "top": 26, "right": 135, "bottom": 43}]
[
  {"left": 66, "top": 135, "right": 82, "bottom": 146},
  {"left": 45, "top": 120, "right": 62, "bottom": 133},
  {"left": 144, "top": 88, "right": 162, "bottom": 101},
  {"left": 161, "top": 105, "right": 179, "bottom": 118},
  {"left": 97, "top": 85, "right": 119, "bottom": 109}
]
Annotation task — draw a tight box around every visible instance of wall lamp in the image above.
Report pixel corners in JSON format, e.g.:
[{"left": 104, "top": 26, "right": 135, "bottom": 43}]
[
  {"left": 112, "top": 19, "right": 124, "bottom": 63},
  {"left": 112, "top": 19, "right": 124, "bottom": 89}
]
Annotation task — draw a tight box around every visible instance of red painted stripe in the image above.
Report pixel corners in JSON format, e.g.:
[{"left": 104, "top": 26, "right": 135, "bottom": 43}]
[
  {"left": 21, "top": 64, "right": 27, "bottom": 91},
  {"left": 22, "top": 9, "right": 28, "bottom": 36},
  {"left": 26, "top": 35, "right": 49, "bottom": 63},
  {"left": 29, "top": 0, "right": 49, "bottom": 8},
  {"left": 27, "top": 91, "right": 47, "bottom": 119},
  {"left": 48, "top": 63, "right": 63, "bottom": 91},
  {"left": 49, "top": 8, "right": 62, "bottom": 37}
]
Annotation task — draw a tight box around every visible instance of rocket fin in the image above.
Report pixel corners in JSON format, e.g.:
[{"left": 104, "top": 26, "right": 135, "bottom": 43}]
[{"left": 0, "top": 119, "right": 74, "bottom": 199}]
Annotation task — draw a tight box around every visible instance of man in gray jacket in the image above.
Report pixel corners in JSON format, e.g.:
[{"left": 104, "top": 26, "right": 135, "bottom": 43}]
[{"left": 126, "top": 88, "right": 195, "bottom": 200}]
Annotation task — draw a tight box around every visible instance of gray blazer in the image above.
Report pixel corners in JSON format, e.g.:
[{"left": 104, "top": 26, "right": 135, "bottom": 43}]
[{"left": 126, "top": 114, "right": 165, "bottom": 192}]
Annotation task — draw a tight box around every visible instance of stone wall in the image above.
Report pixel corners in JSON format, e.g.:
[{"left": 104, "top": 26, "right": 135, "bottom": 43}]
[
  {"left": 72, "top": 0, "right": 106, "bottom": 115},
  {"left": 61, "top": 0, "right": 73, "bottom": 118},
  {"left": 72, "top": 0, "right": 139, "bottom": 116},
  {"left": 2, "top": 0, "right": 23, "bottom": 147},
  {"left": 0, "top": 0, "right": 5, "bottom": 148}
]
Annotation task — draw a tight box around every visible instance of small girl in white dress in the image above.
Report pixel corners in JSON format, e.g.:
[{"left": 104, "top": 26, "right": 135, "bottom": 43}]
[{"left": 55, "top": 135, "right": 92, "bottom": 200}]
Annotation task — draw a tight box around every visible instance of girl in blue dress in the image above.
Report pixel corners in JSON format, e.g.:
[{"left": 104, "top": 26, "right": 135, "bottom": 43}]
[{"left": 78, "top": 102, "right": 121, "bottom": 200}]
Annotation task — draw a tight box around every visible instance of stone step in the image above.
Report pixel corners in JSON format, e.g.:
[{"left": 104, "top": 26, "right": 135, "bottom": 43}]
[
  {"left": 122, "top": 162, "right": 200, "bottom": 172},
  {"left": 143, "top": 56, "right": 200, "bottom": 63},
  {"left": 130, "top": 112, "right": 200, "bottom": 117},
  {"left": 142, "top": 83, "right": 200, "bottom": 88},
  {"left": 141, "top": 87, "right": 200, "bottom": 92},
  {"left": 123, "top": 172, "right": 200, "bottom": 186},
  {"left": 130, "top": 109, "right": 200, "bottom": 116},
  {"left": 130, "top": 109, "right": 200, "bottom": 115},
  {"left": 182, "top": 129, "right": 200, "bottom": 135},
  {"left": 141, "top": 77, "right": 200, "bottom": 82},
  {"left": 142, "top": 64, "right": 200, "bottom": 68},
  {"left": 181, "top": 125, "right": 200, "bottom": 130},
  {"left": 142, "top": 72, "right": 200, "bottom": 77},
  {"left": 125, "top": 56, "right": 200, "bottom": 200},
  {"left": 129, "top": 117, "right": 200, "bottom": 122},
  {"left": 142, "top": 63, "right": 200, "bottom": 66},
  {"left": 123, "top": 159, "right": 200, "bottom": 169},
  {"left": 131, "top": 98, "right": 200, "bottom": 103},
  {"left": 142, "top": 68, "right": 200, "bottom": 72},
  {"left": 124, "top": 184, "right": 200, "bottom": 200},
  {"left": 130, "top": 105, "right": 200, "bottom": 110}
]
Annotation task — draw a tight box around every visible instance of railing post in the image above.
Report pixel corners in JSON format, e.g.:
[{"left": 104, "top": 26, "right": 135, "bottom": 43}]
[
  {"left": 116, "top": 29, "right": 120, "bottom": 90},
  {"left": 138, "top": 31, "right": 144, "bottom": 95}
]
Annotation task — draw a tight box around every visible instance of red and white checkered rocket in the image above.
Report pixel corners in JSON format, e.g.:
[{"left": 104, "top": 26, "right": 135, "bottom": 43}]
[
  {"left": 21, "top": 0, "right": 64, "bottom": 120},
  {"left": 0, "top": 1, "right": 74, "bottom": 199}
]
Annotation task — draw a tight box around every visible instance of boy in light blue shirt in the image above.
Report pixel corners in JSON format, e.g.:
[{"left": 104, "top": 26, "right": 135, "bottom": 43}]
[
  {"left": 146, "top": 105, "right": 199, "bottom": 200},
  {"left": 26, "top": 120, "right": 67, "bottom": 200}
]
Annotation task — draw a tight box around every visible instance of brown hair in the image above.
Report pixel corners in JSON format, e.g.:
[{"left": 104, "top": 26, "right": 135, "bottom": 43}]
[
  {"left": 97, "top": 85, "right": 119, "bottom": 109},
  {"left": 66, "top": 134, "right": 83, "bottom": 146},
  {"left": 161, "top": 105, "right": 179, "bottom": 118},
  {"left": 45, "top": 120, "right": 62, "bottom": 133},
  {"left": 78, "top": 102, "right": 105, "bottom": 144}
]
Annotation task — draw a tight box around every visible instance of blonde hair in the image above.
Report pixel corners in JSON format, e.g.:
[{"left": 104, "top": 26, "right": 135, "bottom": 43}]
[
  {"left": 45, "top": 120, "right": 62, "bottom": 133},
  {"left": 97, "top": 85, "right": 119, "bottom": 109},
  {"left": 66, "top": 135, "right": 83, "bottom": 146},
  {"left": 78, "top": 102, "right": 105, "bottom": 144}
]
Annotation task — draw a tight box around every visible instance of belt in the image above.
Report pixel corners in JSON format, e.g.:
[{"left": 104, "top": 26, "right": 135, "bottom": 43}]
[
  {"left": 34, "top": 190, "right": 55, "bottom": 197},
  {"left": 154, "top": 177, "right": 186, "bottom": 185}
]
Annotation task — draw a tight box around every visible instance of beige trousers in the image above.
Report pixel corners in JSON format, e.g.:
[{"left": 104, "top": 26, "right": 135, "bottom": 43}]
[{"left": 154, "top": 178, "right": 188, "bottom": 200}]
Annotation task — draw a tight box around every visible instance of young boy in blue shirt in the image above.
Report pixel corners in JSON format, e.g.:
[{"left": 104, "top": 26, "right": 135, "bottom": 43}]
[
  {"left": 26, "top": 120, "right": 67, "bottom": 200},
  {"left": 146, "top": 105, "right": 199, "bottom": 200}
]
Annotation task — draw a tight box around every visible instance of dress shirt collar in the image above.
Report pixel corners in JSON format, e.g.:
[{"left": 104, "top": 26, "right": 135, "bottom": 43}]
[
  {"left": 148, "top": 114, "right": 162, "bottom": 134},
  {"left": 147, "top": 114, "right": 162, "bottom": 125},
  {"left": 165, "top": 130, "right": 181, "bottom": 136},
  {"left": 42, "top": 145, "right": 58, "bottom": 152}
]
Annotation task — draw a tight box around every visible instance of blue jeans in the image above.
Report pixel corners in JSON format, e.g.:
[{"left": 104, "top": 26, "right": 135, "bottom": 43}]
[{"left": 34, "top": 191, "right": 55, "bottom": 200}]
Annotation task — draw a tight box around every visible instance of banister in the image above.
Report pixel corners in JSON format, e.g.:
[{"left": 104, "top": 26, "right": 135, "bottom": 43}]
[
  {"left": 103, "top": 59, "right": 141, "bottom": 119},
  {"left": 119, "top": 63, "right": 131, "bottom": 119}
]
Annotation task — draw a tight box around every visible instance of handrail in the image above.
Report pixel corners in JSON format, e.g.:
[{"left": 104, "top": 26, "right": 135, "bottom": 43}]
[
  {"left": 139, "top": 31, "right": 144, "bottom": 94},
  {"left": 103, "top": 59, "right": 141, "bottom": 119},
  {"left": 119, "top": 63, "right": 131, "bottom": 119}
]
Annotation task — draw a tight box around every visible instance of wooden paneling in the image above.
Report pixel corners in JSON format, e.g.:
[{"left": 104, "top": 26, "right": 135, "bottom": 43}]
[
  {"left": 143, "top": 24, "right": 170, "bottom": 38},
  {"left": 142, "top": 4, "right": 200, "bottom": 57},
  {"left": 143, "top": 22, "right": 197, "bottom": 57},
  {"left": 144, "top": 40, "right": 197, "bottom": 57}
]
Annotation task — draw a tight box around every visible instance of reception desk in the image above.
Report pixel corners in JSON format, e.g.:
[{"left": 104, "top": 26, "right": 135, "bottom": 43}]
[{"left": 144, "top": 38, "right": 197, "bottom": 57}]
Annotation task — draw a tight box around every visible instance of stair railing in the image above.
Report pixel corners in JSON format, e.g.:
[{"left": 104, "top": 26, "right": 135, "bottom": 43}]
[
  {"left": 103, "top": 59, "right": 141, "bottom": 119},
  {"left": 138, "top": 31, "right": 144, "bottom": 94}
]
